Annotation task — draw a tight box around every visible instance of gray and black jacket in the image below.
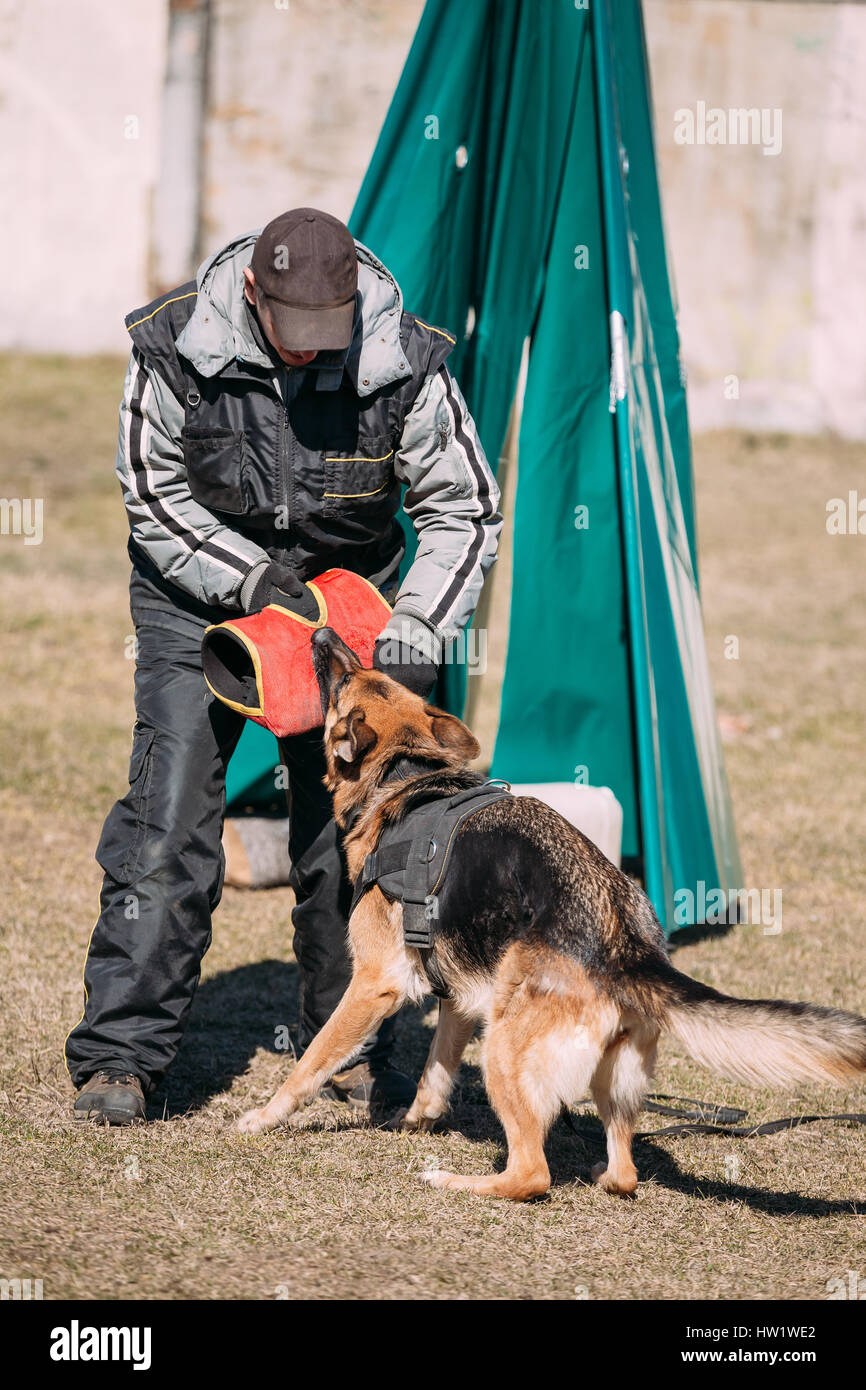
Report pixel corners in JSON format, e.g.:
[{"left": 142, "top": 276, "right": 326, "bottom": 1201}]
[{"left": 117, "top": 230, "right": 502, "bottom": 660}]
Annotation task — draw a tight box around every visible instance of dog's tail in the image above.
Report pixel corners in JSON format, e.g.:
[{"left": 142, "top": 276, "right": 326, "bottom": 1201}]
[{"left": 645, "top": 963, "right": 866, "bottom": 1088}]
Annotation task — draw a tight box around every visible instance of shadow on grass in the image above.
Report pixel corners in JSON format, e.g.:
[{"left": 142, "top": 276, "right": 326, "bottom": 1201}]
[
  {"left": 158, "top": 962, "right": 865, "bottom": 1217},
  {"left": 473, "top": 1112, "right": 866, "bottom": 1216},
  {"left": 158, "top": 961, "right": 466, "bottom": 1117},
  {"left": 157, "top": 959, "right": 301, "bottom": 1116},
  {"left": 668, "top": 920, "right": 736, "bottom": 950},
  {"left": 404, "top": 1106, "right": 866, "bottom": 1215},
  {"left": 632, "top": 1134, "right": 866, "bottom": 1217}
]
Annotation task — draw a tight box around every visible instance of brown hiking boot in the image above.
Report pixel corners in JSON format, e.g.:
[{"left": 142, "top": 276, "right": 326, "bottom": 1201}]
[
  {"left": 324, "top": 1060, "right": 416, "bottom": 1121},
  {"left": 73, "top": 1070, "right": 146, "bottom": 1126}
]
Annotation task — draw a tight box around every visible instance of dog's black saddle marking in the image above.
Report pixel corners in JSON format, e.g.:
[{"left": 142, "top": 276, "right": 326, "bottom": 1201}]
[{"left": 350, "top": 779, "right": 513, "bottom": 995}]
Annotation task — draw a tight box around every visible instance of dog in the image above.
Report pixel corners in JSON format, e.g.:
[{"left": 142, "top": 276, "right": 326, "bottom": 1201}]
[{"left": 237, "top": 627, "right": 866, "bottom": 1201}]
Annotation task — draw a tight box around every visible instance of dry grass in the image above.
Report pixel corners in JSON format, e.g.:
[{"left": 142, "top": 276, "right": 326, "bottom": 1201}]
[{"left": 1, "top": 355, "right": 865, "bottom": 1300}]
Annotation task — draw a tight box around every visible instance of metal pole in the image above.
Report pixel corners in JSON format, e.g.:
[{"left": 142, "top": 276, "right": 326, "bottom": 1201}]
[{"left": 591, "top": 0, "right": 668, "bottom": 922}]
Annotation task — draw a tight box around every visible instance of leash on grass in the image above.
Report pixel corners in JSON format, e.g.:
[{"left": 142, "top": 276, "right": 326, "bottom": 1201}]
[
  {"left": 638, "top": 1110, "right": 866, "bottom": 1140},
  {"left": 563, "top": 1094, "right": 866, "bottom": 1140}
]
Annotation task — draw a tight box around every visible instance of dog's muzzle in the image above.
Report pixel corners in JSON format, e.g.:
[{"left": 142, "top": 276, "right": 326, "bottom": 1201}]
[{"left": 200, "top": 568, "right": 391, "bottom": 738}]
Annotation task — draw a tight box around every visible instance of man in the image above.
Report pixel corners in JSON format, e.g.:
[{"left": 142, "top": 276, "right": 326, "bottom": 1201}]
[{"left": 65, "top": 208, "right": 502, "bottom": 1124}]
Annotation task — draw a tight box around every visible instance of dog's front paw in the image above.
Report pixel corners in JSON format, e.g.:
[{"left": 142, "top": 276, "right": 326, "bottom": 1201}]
[
  {"left": 420, "top": 1167, "right": 448, "bottom": 1188},
  {"left": 237, "top": 1107, "right": 272, "bottom": 1136}
]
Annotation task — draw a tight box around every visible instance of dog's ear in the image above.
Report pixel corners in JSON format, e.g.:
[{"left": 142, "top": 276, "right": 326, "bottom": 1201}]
[
  {"left": 333, "top": 706, "right": 378, "bottom": 765},
  {"left": 424, "top": 704, "right": 481, "bottom": 761}
]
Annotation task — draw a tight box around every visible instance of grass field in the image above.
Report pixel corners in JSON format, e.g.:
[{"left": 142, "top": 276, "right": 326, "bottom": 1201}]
[{"left": 1, "top": 354, "right": 865, "bottom": 1301}]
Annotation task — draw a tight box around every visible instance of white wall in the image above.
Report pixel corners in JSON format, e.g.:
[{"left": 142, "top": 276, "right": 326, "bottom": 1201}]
[
  {"left": 1, "top": 0, "right": 864, "bottom": 439},
  {"left": 645, "top": 0, "right": 866, "bottom": 439},
  {"left": 201, "top": 0, "right": 423, "bottom": 248},
  {"left": 0, "top": 0, "right": 166, "bottom": 353},
  {"left": 0, "top": 0, "right": 421, "bottom": 354}
]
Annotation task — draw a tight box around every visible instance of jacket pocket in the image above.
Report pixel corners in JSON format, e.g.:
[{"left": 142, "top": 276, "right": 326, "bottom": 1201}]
[
  {"left": 182, "top": 426, "right": 248, "bottom": 515},
  {"left": 127, "top": 721, "right": 155, "bottom": 785},
  {"left": 322, "top": 436, "right": 395, "bottom": 519}
]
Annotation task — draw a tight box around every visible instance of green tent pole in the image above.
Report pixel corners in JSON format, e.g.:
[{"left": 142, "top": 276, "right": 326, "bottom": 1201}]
[{"left": 592, "top": 0, "right": 667, "bottom": 919}]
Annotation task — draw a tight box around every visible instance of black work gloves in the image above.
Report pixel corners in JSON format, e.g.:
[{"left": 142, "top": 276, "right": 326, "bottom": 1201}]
[
  {"left": 372, "top": 635, "right": 438, "bottom": 698},
  {"left": 245, "top": 562, "right": 320, "bottom": 622}
]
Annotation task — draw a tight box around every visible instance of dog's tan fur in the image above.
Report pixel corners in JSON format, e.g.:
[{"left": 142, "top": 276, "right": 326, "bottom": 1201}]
[{"left": 237, "top": 629, "right": 866, "bottom": 1202}]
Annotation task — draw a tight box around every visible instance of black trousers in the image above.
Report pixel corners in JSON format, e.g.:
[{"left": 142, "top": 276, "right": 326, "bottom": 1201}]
[{"left": 64, "top": 568, "right": 395, "bottom": 1095}]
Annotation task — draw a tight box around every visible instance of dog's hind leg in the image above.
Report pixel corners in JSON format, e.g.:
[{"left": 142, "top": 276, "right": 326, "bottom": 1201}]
[
  {"left": 423, "top": 1016, "right": 555, "bottom": 1199},
  {"left": 424, "top": 964, "right": 603, "bottom": 1200},
  {"left": 589, "top": 1022, "right": 658, "bottom": 1198},
  {"left": 401, "top": 999, "right": 475, "bottom": 1131}
]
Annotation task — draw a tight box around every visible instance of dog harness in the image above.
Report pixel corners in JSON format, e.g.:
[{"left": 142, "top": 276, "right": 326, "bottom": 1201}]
[{"left": 349, "top": 779, "right": 513, "bottom": 995}]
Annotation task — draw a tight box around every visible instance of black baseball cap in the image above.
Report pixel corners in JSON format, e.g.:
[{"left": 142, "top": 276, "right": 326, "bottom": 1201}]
[{"left": 250, "top": 208, "right": 359, "bottom": 351}]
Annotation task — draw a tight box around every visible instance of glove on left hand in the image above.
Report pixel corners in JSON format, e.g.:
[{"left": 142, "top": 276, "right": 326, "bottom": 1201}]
[
  {"left": 247, "top": 562, "right": 320, "bottom": 622},
  {"left": 373, "top": 636, "right": 437, "bottom": 698}
]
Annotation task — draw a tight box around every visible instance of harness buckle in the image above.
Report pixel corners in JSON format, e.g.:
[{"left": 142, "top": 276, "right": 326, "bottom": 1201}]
[{"left": 403, "top": 898, "right": 435, "bottom": 949}]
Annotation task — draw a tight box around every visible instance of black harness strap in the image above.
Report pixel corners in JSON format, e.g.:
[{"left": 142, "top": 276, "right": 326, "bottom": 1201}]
[
  {"left": 349, "top": 779, "right": 512, "bottom": 995},
  {"left": 353, "top": 839, "right": 414, "bottom": 898}
]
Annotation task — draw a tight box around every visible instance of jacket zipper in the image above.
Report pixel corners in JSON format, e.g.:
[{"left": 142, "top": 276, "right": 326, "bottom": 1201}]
[{"left": 279, "top": 386, "right": 290, "bottom": 530}]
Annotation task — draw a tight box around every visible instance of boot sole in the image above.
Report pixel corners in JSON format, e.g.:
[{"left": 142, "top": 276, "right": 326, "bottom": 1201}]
[{"left": 73, "top": 1107, "right": 146, "bottom": 1126}]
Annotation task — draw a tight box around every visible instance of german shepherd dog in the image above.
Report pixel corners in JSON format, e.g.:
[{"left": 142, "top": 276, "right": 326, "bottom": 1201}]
[{"left": 238, "top": 628, "right": 866, "bottom": 1201}]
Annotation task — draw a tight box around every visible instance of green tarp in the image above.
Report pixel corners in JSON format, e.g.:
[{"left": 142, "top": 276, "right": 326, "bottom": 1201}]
[{"left": 227, "top": 0, "right": 741, "bottom": 932}]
